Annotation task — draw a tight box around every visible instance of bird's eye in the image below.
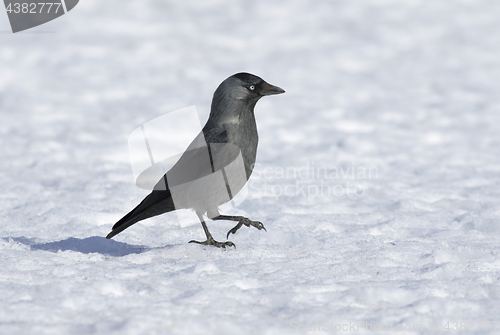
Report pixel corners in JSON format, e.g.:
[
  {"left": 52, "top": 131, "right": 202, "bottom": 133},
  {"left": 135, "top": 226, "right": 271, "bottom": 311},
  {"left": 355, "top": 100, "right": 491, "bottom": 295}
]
[{"left": 249, "top": 85, "right": 255, "bottom": 91}]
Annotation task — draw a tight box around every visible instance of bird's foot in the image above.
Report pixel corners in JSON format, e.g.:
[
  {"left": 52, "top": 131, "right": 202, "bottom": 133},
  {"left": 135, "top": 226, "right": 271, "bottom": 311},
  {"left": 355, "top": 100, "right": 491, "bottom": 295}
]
[
  {"left": 227, "top": 218, "right": 266, "bottom": 239},
  {"left": 189, "top": 236, "right": 235, "bottom": 248}
]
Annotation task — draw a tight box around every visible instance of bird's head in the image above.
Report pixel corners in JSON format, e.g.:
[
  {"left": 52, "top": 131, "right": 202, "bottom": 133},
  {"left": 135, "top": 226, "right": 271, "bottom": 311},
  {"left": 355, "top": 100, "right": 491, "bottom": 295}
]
[
  {"left": 228, "top": 72, "right": 285, "bottom": 100},
  {"left": 213, "top": 72, "right": 285, "bottom": 105},
  {"left": 209, "top": 72, "right": 285, "bottom": 123}
]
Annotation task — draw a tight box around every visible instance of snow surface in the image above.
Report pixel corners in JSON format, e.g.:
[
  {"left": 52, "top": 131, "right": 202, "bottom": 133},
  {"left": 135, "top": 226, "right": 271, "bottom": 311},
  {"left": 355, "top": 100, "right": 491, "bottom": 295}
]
[{"left": 1, "top": 0, "right": 500, "bottom": 334}]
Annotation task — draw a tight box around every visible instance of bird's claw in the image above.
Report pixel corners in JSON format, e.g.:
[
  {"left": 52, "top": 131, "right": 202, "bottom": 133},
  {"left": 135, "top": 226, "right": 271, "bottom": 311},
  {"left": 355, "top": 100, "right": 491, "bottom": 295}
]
[
  {"left": 226, "top": 222, "right": 243, "bottom": 239},
  {"left": 253, "top": 221, "right": 266, "bottom": 231},
  {"left": 226, "top": 218, "right": 266, "bottom": 238},
  {"left": 189, "top": 238, "right": 236, "bottom": 249}
]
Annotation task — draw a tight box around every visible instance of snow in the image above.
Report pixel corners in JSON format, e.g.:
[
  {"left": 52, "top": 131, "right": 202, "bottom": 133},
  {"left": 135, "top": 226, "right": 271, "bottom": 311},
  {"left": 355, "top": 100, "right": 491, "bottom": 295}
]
[{"left": 1, "top": 0, "right": 500, "bottom": 334}]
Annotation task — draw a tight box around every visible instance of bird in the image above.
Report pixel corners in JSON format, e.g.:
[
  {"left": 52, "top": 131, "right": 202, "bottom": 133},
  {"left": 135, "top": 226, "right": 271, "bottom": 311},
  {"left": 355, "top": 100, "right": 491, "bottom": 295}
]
[{"left": 106, "top": 73, "right": 285, "bottom": 248}]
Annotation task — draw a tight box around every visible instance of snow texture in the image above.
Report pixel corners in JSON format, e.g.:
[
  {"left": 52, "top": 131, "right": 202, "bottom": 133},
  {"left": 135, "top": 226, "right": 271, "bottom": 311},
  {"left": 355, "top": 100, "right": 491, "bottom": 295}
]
[{"left": 1, "top": 0, "right": 500, "bottom": 334}]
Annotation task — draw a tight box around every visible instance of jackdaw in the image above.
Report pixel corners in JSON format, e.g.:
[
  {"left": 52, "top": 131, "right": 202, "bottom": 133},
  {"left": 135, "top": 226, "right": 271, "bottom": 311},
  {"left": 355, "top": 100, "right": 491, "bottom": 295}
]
[{"left": 106, "top": 73, "right": 285, "bottom": 247}]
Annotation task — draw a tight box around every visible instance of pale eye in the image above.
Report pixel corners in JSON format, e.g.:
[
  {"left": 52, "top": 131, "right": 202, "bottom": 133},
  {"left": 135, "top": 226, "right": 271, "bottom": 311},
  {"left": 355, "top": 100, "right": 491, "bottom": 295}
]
[{"left": 249, "top": 85, "right": 255, "bottom": 91}]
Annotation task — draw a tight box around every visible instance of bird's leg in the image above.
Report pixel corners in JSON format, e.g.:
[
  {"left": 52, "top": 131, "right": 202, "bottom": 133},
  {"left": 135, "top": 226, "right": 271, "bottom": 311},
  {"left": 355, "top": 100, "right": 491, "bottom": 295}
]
[
  {"left": 189, "top": 219, "right": 235, "bottom": 248},
  {"left": 211, "top": 215, "right": 266, "bottom": 239}
]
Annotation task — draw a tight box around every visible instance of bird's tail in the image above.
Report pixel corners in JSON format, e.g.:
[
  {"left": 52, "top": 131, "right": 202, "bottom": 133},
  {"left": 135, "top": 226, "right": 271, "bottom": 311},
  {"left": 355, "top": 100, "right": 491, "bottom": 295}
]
[{"left": 106, "top": 191, "right": 175, "bottom": 239}]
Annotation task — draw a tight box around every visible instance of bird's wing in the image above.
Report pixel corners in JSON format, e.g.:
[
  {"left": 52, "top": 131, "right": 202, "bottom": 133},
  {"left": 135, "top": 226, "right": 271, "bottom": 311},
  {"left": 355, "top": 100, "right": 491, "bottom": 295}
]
[
  {"left": 107, "top": 124, "right": 237, "bottom": 239},
  {"left": 203, "top": 123, "right": 228, "bottom": 143},
  {"left": 159, "top": 124, "right": 239, "bottom": 188}
]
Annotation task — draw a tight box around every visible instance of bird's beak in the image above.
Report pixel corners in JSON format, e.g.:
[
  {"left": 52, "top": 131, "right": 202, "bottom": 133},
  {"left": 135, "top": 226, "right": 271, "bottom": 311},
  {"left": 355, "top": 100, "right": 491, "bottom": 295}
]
[{"left": 260, "top": 81, "right": 285, "bottom": 96}]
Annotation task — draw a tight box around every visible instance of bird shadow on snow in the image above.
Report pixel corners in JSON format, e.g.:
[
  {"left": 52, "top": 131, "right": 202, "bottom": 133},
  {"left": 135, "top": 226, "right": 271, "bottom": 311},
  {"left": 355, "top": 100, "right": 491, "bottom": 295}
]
[{"left": 4, "top": 236, "right": 157, "bottom": 257}]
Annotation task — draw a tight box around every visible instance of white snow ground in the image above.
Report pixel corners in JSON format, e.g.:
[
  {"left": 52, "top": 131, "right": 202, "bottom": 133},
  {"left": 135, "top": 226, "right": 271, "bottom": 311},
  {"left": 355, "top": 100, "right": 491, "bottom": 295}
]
[{"left": 1, "top": 0, "right": 500, "bottom": 334}]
